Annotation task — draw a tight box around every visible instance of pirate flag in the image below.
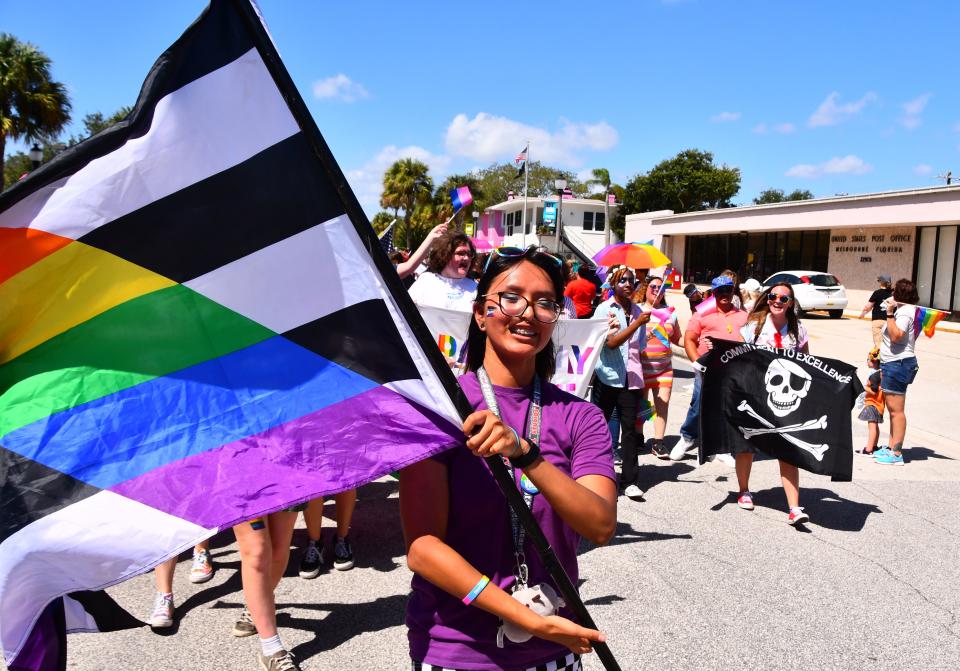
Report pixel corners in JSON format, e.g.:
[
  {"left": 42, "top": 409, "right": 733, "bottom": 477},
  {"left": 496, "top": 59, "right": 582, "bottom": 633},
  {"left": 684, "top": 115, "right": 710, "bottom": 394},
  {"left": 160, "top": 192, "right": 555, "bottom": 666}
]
[{"left": 699, "top": 339, "right": 864, "bottom": 481}]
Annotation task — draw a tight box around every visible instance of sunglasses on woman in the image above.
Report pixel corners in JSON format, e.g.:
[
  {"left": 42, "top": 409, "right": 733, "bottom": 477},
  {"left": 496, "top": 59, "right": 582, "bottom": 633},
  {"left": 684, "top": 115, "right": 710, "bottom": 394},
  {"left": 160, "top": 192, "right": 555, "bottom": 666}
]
[
  {"left": 484, "top": 246, "right": 563, "bottom": 273},
  {"left": 767, "top": 293, "right": 792, "bottom": 304}
]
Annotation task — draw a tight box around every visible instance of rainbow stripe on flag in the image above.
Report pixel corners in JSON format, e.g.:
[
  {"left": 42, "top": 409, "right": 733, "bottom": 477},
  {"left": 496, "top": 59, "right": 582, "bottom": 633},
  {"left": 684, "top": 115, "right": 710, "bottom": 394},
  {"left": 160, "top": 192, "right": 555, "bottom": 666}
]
[
  {"left": 450, "top": 186, "right": 473, "bottom": 213},
  {"left": 913, "top": 306, "right": 948, "bottom": 338},
  {"left": 0, "top": 2, "right": 464, "bottom": 668}
]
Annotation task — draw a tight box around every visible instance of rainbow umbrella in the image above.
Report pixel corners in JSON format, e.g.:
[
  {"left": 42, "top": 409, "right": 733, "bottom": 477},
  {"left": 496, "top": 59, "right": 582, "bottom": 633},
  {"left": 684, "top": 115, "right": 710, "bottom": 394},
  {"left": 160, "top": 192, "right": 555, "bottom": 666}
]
[{"left": 593, "top": 242, "right": 670, "bottom": 270}]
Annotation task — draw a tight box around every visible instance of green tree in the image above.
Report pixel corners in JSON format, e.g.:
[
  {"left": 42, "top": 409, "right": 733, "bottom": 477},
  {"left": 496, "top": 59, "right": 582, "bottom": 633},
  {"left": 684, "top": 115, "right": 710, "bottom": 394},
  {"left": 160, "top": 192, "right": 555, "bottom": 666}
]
[
  {"left": 0, "top": 33, "right": 71, "bottom": 186},
  {"left": 370, "top": 211, "right": 395, "bottom": 235},
  {"left": 473, "top": 161, "right": 582, "bottom": 211},
  {"left": 75, "top": 106, "right": 132, "bottom": 139},
  {"left": 433, "top": 173, "right": 483, "bottom": 225},
  {"left": 753, "top": 187, "right": 814, "bottom": 204},
  {"left": 380, "top": 158, "right": 434, "bottom": 250}
]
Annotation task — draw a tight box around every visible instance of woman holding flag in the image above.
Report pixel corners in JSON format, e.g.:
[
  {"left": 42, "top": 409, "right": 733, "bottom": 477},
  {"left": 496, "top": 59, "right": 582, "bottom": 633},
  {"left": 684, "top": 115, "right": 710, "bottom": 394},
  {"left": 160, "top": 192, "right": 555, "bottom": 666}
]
[
  {"left": 400, "top": 246, "right": 616, "bottom": 671},
  {"left": 635, "top": 275, "right": 682, "bottom": 460}
]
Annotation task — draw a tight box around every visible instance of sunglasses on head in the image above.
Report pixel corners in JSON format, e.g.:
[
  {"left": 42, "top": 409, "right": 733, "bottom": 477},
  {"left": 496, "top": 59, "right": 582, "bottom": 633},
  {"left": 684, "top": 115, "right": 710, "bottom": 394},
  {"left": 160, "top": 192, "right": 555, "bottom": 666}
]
[
  {"left": 767, "top": 293, "right": 792, "bottom": 304},
  {"left": 484, "top": 246, "right": 563, "bottom": 273}
]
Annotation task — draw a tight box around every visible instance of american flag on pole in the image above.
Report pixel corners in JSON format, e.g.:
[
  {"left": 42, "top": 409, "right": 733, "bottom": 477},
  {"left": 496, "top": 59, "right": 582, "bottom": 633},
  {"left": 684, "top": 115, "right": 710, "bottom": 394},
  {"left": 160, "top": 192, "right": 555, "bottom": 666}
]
[
  {"left": 514, "top": 144, "right": 529, "bottom": 165},
  {"left": 0, "top": 1, "right": 465, "bottom": 668}
]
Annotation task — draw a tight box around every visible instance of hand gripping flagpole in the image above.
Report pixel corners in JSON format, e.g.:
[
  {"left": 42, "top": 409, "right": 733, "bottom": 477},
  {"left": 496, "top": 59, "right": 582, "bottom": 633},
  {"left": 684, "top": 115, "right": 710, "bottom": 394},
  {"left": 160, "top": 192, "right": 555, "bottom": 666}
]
[{"left": 230, "top": 3, "right": 621, "bottom": 669}]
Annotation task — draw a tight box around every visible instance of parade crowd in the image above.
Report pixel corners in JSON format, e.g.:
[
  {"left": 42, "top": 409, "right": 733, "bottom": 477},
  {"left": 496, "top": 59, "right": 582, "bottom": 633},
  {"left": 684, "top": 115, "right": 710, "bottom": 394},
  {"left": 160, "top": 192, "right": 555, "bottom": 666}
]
[{"left": 144, "top": 227, "right": 921, "bottom": 671}]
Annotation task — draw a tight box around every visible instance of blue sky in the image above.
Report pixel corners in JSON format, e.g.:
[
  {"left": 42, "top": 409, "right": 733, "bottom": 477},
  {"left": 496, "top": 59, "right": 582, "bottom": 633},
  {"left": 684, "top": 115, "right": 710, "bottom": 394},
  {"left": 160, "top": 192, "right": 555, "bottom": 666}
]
[{"left": 4, "top": 1, "right": 959, "bottom": 214}]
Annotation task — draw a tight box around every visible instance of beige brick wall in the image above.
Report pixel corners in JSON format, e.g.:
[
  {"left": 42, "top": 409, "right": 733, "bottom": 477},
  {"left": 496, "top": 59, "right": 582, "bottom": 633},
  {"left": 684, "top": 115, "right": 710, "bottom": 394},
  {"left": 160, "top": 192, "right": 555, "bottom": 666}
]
[{"left": 826, "top": 226, "right": 916, "bottom": 292}]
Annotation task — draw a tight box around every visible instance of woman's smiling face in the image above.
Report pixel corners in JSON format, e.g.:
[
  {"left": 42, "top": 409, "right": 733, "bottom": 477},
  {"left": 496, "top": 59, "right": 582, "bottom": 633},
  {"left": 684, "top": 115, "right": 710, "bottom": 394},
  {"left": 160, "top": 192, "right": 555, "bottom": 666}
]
[{"left": 476, "top": 261, "right": 558, "bottom": 364}]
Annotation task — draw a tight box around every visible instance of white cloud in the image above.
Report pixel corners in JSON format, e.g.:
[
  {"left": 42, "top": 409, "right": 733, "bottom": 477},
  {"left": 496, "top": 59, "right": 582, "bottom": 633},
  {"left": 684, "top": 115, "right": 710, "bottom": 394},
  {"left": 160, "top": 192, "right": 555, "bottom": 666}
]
[
  {"left": 900, "top": 93, "right": 932, "bottom": 130},
  {"left": 752, "top": 123, "right": 768, "bottom": 135},
  {"left": 444, "top": 112, "right": 618, "bottom": 166},
  {"left": 914, "top": 164, "right": 933, "bottom": 175},
  {"left": 312, "top": 74, "right": 369, "bottom": 102},
  {"left": 710, "top": 111, "right": 741, "bottom": 123},
  {"left": 786, "top": 155, "right": 873, "bottom": 179},
  {"left": 807, "top": 91, "right": 877, "bottom": 127},
  {"left": 345, "top": 145, "right": 452, "bottom": 215}
]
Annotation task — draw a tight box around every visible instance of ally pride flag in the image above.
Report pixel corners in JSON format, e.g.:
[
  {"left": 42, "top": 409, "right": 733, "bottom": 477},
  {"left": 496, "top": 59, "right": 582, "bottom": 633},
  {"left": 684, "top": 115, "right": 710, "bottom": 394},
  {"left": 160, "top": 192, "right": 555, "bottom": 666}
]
[{"left": 0, "top": 1, "right": 465, "bottom": 668}]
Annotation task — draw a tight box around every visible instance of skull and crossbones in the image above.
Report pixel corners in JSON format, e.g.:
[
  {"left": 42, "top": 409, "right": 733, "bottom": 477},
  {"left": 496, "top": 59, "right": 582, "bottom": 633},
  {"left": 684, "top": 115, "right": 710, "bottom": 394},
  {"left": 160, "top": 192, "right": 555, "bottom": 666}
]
[{"left": 736, "top": 358, "right": 830, "bottom": 461}]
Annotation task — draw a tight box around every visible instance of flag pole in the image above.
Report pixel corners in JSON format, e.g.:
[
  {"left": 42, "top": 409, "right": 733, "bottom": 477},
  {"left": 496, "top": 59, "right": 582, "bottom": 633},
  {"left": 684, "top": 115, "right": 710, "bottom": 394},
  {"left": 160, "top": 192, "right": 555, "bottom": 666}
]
[
  {"left": 231, "top": 4, "right": 621, "bottom": 669},
  {"left": 521, "top": 141, "right": 529, "bottom": 249}
]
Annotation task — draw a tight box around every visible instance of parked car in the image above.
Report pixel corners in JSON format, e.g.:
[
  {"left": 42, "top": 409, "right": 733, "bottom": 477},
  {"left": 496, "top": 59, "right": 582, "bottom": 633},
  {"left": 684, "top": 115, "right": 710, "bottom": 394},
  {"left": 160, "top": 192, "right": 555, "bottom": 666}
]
[{"left": 760, "top": 271, "right": 848, "bottom": 318}]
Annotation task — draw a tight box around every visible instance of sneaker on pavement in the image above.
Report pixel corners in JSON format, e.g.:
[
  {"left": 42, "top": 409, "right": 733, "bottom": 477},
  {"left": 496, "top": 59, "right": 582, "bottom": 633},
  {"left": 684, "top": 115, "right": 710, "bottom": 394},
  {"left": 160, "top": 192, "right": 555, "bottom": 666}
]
[
  {"left": 872, "top": 447, "right": 892, "bottom": 458},
  {"left": 623, "top": 484, "right": 645, "bottom": 501},
  {"left": 189, "top": 548, "right": 215, "bottom": 584},
  {"left": 298, "top": 540, "right": 322, "bottom": 579},
  {"left": 676, "top": 434, "right": 696, "bottom": 453},
  {"left": 231, "top": 606, "right": 257, "bottom": 638},
  {"left": 147, "top": 592, "right": 174, "bottom": 629},
  {"left": 875, "top": 452, "right": 905, "bottom": 466},
  {"left": 650, "top": 439, "right": 669, "bottom": 460},
  {"left": 788, "top": 508, "right": 810, "bottom": 526},
  {"left": 333, "top": 536, "right": 354, "bottom": 571},
  {"left": 668, "top": 439, "right": 688, "bottom": 461},
  {"left": 737, "top": 492, "right": 754, "bottom": 510},
  {"left": 715, "top": 453, "right": 736, "bottom": 467},
  {"left": 257, "top": 649, "right": 301, "bottom": 671}
]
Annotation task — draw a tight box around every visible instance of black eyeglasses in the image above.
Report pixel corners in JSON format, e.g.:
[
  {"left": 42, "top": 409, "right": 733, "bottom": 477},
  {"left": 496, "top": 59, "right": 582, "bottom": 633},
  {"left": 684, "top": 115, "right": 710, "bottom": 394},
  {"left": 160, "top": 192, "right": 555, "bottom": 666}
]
[
  {"left": 481, "top": 291, "right": 562, "bottom": 324},
  {"left": 484, "top": 246, "right": 563, "bottom": 273},
  {"left": 767, "top": 293, "right": 792, "bottom": 305}
]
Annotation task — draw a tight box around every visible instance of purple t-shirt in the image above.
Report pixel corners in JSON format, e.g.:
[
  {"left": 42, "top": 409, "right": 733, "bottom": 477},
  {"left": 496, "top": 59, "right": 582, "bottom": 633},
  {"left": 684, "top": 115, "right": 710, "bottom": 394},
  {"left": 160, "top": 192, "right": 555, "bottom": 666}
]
[{"left": 406, "top": 372, "right": 615, "bottom": 670}]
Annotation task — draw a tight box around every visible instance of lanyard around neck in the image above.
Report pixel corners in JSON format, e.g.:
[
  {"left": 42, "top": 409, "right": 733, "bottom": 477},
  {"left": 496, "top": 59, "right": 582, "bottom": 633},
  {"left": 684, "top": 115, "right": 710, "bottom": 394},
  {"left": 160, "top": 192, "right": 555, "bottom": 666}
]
[{"left": 476, "top": 368, "right": 542, "bottom": 585}]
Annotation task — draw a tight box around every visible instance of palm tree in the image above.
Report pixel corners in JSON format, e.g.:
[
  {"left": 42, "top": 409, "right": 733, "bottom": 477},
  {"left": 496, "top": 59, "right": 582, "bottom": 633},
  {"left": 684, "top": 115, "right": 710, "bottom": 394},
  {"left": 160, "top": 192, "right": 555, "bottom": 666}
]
[
  {"left": 0, "top": 34, "right": 71, "bottom": 185},
  {"left": 587, "top": 168, "right": 613, "bottom": 245},
  {"left": 434, "top": 173, "right": 483, "bottom": 225},
  {"left": 380, "top": 158, "right": 433, "bottom": 250}
]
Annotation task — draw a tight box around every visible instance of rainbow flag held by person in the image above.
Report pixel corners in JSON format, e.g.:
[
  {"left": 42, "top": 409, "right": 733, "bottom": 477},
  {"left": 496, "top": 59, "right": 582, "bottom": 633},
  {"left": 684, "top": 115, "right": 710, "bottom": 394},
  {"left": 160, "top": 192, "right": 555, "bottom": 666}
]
[
  {"left": 650, "top": 324, "right": 671, "bottom": 348},
  {"left": 694, "top": 295, "right": 718, "bottom": 316},
  {"left": 450, "top": 186, "right": 473, "bottom": 213},
  {"left": 913, "top": 306, "right": 948, "bottom": 338},
  {"left": 0, "top": 2, "right": 464, "bottom": 668}
]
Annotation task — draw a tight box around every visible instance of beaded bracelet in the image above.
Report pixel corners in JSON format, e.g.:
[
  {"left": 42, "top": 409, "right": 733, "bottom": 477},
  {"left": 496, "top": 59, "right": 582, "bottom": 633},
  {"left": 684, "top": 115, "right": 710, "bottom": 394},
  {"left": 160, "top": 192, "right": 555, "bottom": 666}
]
[{"left": 462, "top": 575, "right": 490, "bottom": 606}]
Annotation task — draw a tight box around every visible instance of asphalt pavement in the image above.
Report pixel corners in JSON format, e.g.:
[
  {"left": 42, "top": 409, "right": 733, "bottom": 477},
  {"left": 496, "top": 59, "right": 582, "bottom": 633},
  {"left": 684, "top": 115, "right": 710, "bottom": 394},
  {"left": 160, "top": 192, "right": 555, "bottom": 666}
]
[{"left": 62, "top": 309, "right": 960, "bottom": 671}]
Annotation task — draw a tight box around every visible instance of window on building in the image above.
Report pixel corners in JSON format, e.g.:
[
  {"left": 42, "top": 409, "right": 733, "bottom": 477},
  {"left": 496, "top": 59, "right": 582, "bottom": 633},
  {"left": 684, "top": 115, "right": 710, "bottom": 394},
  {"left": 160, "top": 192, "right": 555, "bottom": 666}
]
[
  {"left": 594, "top": 212, "right": 605, "bottom": 231},
  {"left": 583, "top": 212, "right": 594, "bottom": 231},
  {"left": 505, "top": 211, "right": 514, "bottom": 236}
]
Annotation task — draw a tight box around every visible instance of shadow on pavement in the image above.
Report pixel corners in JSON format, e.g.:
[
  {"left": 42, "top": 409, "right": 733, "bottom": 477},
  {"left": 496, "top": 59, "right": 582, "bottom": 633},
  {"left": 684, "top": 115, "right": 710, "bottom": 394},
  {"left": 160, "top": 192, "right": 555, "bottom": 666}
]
[
  {"left": 710, "top": 486, "right": 882, "bottom": 531},
  {"left": 904, "top": 446, "right": 953, "bottom": 462},
  {"left": 636, "top": 461, "right": 696, "bottom": 493},
  {"left": 277, "top": 594, "right": 408, "bottom": 662},
  {"left": 581, "top": 521, "right": 692, "bottom": 557}
]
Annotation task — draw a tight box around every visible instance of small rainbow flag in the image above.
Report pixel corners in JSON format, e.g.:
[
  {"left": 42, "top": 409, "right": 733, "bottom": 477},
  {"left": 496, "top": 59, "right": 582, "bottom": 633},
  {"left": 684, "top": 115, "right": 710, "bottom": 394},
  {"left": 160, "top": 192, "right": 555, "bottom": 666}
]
[
  {"left": 450, "top": 186, "right": 473, "bottom": 213},
  {"left": 437, "top": 333, "right": 457, "bottom": 357},
  {"left": 913, "top": 306, "right": 948, "bottom": 338},
  {"left": 635, "top": 398, "right": 656, "bottom": 425},
  {"left": 650, "top": 324, "right": 671, "bottom": 348},
  {"left": 694, "top": 295, "right": 717, "bottom": 316}
]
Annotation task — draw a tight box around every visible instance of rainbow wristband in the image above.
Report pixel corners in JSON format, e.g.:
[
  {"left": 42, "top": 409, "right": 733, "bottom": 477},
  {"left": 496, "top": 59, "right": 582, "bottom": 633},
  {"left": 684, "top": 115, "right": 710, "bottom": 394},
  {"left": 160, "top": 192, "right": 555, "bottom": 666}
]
[{"left": 462, "top": 575, "right": 490, "bottom": 606}]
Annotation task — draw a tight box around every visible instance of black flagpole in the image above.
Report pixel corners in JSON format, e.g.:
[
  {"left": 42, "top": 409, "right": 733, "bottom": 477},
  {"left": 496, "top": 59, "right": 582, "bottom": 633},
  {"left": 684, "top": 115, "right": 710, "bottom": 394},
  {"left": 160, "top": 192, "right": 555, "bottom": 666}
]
[{"left": 230, "top": 2, "right": 621, "bottom": 669}]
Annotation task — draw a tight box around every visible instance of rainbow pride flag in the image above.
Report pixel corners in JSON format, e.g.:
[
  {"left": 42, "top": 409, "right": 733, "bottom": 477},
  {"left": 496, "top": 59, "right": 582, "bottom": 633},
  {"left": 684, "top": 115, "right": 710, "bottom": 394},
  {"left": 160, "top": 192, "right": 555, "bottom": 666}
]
[
  {"left": 913, "top": 306, "right": 948, "bottom": 338},
  {"left": 450, "top": 185, "right": 473, "bottom": 213},
  {"left": 0, "top": 3, "right": 463, "bottom": 668}
]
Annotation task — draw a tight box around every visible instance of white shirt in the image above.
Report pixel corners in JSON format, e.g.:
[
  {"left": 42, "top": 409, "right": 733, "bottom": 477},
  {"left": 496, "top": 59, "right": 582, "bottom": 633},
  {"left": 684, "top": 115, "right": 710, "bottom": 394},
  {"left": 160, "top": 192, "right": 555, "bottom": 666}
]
[
  {"left": 408, "top": 272, "right": 478, "bottom": 311},
  {"left": 739, "top": 316, "right": 808, "bottom": 350},
  {"left": 880, "top": 304, "right": 917, "bottom": 362}
]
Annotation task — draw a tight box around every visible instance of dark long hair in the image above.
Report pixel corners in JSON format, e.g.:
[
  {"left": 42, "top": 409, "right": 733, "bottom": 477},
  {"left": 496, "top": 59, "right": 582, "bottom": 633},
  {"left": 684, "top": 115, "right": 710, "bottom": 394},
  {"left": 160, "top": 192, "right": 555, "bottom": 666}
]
[
  {"left": 746, "top": 281, "right": 800, "bottom": 343},
  {"left": 466, "top": 247, "right": 566, "bottom": 379}
]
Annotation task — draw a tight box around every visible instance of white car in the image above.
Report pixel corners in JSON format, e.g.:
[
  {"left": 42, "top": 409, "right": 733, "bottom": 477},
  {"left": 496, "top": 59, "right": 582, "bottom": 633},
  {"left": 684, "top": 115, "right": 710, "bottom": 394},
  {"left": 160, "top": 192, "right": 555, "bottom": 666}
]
[{"left": 760, "top": 271, "right": 848, "bottom": 319}]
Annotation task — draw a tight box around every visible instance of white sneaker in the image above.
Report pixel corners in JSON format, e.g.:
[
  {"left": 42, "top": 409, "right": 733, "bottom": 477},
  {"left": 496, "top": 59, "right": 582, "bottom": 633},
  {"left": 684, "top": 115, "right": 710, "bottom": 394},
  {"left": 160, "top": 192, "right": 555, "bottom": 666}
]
[
  {"left": 147, "top": 592, "right": 174, "bottom": 628},
  {"left": 669, "top": 438, "right": 691, "bottom": 461},
  {"left": 715, "top": 453, "right": 736, "bottom": 467},
  {"left": 624, "top": 484, "right": 645, "bottom": 500}
]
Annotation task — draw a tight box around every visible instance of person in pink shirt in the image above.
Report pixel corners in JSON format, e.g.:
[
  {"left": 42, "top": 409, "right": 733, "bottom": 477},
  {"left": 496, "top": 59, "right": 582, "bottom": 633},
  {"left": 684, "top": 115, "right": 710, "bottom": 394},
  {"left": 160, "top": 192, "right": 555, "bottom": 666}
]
[{"left": 675, "top": 275, "right": 748, "bottom": 459}]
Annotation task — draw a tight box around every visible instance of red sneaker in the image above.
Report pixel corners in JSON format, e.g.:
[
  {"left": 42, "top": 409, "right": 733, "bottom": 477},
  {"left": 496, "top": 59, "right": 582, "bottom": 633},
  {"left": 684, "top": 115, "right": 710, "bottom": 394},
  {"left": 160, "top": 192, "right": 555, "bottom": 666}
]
[
  {"left": 737, "top": 493, "right": 754, "bottom": 510},
  {"left": 788, "top": 508, "right": 810, "bottom": 526}
]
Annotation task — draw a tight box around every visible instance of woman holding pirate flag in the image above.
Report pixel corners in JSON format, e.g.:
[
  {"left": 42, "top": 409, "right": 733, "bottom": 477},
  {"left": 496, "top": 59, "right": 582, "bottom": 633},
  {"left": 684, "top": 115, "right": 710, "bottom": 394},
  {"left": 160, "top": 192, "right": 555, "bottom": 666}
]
[
  {"left": 400, "top": 246, "right": 617, "bottom": 671},
  {"left": 734, "top": 281, "right": 812, "bottom": 526}
]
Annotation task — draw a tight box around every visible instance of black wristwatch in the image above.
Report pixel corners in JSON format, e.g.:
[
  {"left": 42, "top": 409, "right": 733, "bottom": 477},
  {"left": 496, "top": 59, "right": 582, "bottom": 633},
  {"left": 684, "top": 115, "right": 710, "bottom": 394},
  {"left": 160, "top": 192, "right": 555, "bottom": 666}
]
[{"left": 509, "top": 439, "right": 542, "bottom": 469}]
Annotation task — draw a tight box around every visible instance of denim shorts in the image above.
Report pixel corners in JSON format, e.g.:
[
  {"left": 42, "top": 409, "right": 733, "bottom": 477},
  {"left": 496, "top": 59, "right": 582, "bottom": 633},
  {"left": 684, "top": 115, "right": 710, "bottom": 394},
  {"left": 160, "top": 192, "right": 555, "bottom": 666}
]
[{"left": 880, "top": 356, "right": 918, "bottom": 395}]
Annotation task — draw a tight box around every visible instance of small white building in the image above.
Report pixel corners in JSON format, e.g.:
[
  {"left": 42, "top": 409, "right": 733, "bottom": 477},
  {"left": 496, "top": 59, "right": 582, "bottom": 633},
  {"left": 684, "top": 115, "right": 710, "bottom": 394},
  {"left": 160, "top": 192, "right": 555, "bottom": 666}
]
[{"left": 475, "top": 194, "right": 620, "bottom": 265}]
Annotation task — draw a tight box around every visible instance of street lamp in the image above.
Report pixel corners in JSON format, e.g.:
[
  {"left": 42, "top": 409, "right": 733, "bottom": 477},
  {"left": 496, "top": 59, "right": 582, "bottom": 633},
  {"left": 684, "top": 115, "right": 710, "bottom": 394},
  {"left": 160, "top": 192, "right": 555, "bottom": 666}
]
[
  {"left": 554, "top": 178, "right": 567, "bottom": 255},
  {"left": 471, "top": 210, "right": 479, "bottom": 236},
  {"left": 29, "top": 144, "right": 43, "bottom": 170}
]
